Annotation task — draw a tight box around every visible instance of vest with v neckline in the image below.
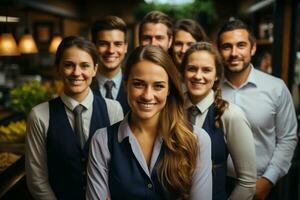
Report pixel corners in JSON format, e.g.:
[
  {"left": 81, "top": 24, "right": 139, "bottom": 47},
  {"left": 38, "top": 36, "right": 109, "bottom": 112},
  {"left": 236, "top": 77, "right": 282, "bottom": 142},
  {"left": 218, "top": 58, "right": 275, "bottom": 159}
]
[
  {"left": 47, "top": 95, "right": 110, "bottom": 200},
  {"left": 202, "top": 103, "right": 228, "bottom": 200}
]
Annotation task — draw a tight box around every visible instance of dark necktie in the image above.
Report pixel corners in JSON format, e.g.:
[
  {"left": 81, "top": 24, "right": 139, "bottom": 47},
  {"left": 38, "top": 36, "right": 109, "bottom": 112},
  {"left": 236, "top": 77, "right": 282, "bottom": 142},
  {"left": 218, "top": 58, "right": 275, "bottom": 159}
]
[
  {"left": 104, "top": 80, "right": 115, "bottom": 99},
  {"left": 188, "top": 105, "right": 200, "bottom": 125},
  {"left": 73, "top": 104, "right": 86, "bottom": 149}
]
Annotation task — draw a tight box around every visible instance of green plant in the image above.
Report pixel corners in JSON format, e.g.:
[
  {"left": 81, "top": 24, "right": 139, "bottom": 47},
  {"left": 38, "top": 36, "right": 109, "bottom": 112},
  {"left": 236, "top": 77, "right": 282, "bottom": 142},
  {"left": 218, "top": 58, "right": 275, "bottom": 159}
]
[
  {"left": 135, "top": 0, "right": 216, "bottom": 23},
  {"left": 10, "top": 80, "right": 52, "bottom": 115}
]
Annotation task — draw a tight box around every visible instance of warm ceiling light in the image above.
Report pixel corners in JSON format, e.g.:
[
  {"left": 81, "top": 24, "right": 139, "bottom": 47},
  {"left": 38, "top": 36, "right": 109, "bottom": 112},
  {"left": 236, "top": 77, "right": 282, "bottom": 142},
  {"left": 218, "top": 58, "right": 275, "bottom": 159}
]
[
  {"left": 0, "top": 33, "right": 20, "bottom": 56},
  {"left": 49, "top": 35, "right": 62, "bottom": 54},
  {"left": 19, "top": 34, "right": 38, "bottom": 54}
]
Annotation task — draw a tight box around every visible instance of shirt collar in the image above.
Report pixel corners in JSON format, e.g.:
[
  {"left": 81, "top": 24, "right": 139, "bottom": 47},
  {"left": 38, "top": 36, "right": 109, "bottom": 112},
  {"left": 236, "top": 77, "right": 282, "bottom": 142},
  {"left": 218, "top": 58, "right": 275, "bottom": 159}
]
[
  {"left": 96, "top": 70, "right": 122, "bottom": 89},
  {"left": 224, "top": 64, "right": 257, "bottom": 89},
  {"left": 184, "top": 90, "right": 214, "bottom": 113},
  {"left": 60, "top": 88, "right": 94, "bottom": 111},
  {"left": 118, "top": 113, "right": 163, "bottom": 143}
]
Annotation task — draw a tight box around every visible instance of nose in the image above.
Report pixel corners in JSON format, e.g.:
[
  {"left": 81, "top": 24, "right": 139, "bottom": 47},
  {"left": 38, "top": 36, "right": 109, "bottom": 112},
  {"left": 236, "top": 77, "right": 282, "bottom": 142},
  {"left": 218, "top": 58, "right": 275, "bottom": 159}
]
[
  {"left": 231, "top": 46, "right": 238, "bottom": 56},
  {"left": 150, "top": 38, "right": 159, "bottom": 46},
  {"left": 107, "top": 43, "right": 115, "bottom": 53},
  {"left": 141, "top": 86, "right": 153, "bottom": 101},
  {"left": 194, "top": 69, "right": 203, "bottom": 80},
  {"left": 181, "top": 44, "right": 188, "bottom": 53},
  {"left": 73, "top": 65, "right": 81, "bottom": 76}
]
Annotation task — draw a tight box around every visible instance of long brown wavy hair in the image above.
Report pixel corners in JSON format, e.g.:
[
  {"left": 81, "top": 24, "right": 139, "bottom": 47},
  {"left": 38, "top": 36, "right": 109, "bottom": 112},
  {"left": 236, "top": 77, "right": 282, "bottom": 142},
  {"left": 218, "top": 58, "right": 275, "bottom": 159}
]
[
  {"left": 181, "top": 42, "right": 228, "bottom": 128},
  {"left": 123, "top": 45, "right": 199, "bottom": 200}
]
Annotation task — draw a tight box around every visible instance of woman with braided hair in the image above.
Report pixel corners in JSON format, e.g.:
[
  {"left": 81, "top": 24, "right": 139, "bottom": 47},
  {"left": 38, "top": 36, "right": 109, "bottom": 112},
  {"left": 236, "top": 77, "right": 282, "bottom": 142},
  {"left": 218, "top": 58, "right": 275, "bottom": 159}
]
[{"left": 182, "top": 42, "right": 256, "bottom": 200}]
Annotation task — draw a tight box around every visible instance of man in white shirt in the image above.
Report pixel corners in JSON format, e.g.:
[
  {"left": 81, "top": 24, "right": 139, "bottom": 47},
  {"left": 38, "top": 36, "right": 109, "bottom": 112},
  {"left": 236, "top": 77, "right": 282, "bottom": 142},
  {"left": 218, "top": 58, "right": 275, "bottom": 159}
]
[
  {"left": 217, "top": 19, "right": 298, "bottom": 200},
  {"left": 91, "top": 16, "right": 130, "bottom": 115}
]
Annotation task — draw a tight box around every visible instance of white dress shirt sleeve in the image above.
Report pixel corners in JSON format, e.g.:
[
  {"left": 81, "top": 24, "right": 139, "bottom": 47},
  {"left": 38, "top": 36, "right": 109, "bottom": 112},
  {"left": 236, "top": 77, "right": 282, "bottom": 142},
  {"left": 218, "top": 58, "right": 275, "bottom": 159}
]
[
  {"left": 224, "top": 103, "right": 257, "bottom": 200},
  {"left": 190, "top": 127, "right": 212, "bottom": 200},
  {"left": 25, "top": 103, "right": 57, "bottom": 200},
  {"left": 104, "top": 98, "right": 124, "bottom": 124},
  {"left": 263, "top": 83, "right": 298, "bottom": 184},
  {"left": 86, "top": 128, "right": 111, "bottom": 200}
]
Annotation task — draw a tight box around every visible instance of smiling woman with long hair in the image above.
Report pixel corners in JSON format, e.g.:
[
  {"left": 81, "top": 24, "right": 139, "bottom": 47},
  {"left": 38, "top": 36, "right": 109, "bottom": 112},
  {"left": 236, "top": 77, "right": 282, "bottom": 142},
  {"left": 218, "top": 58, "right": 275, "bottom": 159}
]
[
  {"left": 182, "top": 42, "right": 256, "bottom": 200},
  {"left": 86, "top": 45, "right": 212, "bottom": 200}
]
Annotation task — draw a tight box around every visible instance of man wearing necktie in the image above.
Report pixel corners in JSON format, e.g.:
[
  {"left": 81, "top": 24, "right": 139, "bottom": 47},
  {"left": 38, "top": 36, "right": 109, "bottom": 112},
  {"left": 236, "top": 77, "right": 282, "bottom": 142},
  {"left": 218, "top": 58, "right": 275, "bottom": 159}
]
[{"left": 91, "top": 15, "right": 130, "bottom": 115}]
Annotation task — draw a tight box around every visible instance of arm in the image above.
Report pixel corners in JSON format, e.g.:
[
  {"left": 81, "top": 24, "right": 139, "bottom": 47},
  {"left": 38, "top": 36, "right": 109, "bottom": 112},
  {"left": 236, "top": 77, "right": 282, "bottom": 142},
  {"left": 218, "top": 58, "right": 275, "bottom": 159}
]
[
  {"left": 105, "top": 98, "right": 124, "bottom": 124},
  {"left": 86, "top": 128, "right": 111, "bottom": 200},
  {"left": 25, "top": 105, "right": 57, "bottom": 200},
  {"left": 224, "top": 104, "right": 257, "bottom": 200},
  {"left": 190, "top": 127, "right": 212, "bottom": 200},
  {"left": 262, "top": 84, "right": 298, "bottom": 183}
]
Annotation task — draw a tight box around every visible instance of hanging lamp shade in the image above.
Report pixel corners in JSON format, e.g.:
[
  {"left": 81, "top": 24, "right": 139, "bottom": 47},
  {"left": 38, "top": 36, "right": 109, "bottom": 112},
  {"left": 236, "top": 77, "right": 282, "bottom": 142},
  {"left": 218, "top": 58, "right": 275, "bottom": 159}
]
[
  {"left": 49, "top": 35, "right": 62, "bottom": 54},
  {"left": 18, "top": 33, "right": 38, "bottom": 54},
  {"left": 0, "top": 33, "right": 20, "bottom": 56}
]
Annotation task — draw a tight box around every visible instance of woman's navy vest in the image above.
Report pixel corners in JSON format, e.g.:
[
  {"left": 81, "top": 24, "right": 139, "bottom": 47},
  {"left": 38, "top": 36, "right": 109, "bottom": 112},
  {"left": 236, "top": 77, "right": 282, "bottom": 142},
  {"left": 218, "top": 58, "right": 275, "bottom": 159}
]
[
  {"left": 106, "top": 122, "right": 170, "bottom": 200},
  {"left": 47, "top": 96, "right": 110, "bottom": 200},
  {"left": 202, "top": 104, "right": 228, "bottom": 200}
]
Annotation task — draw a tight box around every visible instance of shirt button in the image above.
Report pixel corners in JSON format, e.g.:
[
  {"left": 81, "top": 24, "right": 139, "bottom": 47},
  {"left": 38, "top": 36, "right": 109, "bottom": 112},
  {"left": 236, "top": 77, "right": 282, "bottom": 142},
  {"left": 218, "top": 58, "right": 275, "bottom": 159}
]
[{"left": 147, "top": 183, "right": 152, "bottom": 189}]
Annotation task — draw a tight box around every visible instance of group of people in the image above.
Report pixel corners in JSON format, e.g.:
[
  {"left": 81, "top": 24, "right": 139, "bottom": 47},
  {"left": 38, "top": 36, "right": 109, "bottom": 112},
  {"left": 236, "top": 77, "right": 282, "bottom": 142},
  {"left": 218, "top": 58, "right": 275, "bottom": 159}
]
[{"left": 25, "top": 10, "right": 298, "bottom": 200}]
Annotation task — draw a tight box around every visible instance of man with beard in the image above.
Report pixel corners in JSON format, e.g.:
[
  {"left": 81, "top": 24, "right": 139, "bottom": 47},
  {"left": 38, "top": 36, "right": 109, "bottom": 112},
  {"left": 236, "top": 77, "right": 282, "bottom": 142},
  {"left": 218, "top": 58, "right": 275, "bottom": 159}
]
[
  {"left": 217, "top": 19, "right": 298, "bottom": 200},
  {"left": 91, "top": 16, "right": 130, "bottom": 115},
  {"left": 139, "top": 10, "right": 173, "bottom": 52}
]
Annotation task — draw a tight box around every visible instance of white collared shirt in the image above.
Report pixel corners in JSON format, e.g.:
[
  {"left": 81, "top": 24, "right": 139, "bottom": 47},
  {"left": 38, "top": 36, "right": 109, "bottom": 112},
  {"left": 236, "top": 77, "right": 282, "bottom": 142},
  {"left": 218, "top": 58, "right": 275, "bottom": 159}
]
[
  {"left": 222, "top": 65, "right": 298, "bottom": 184},
  {"left": 96, "top": 70, "right": 122, "bottom": 100},
  {"left": 86, "top": 114, "right": 212, "bottom": 200},
  {"left": 185, "top": 90, "right": 257, "bottom": 199},
  {"left": 25, "top": 88, "right": 124, "bottom": 200}
]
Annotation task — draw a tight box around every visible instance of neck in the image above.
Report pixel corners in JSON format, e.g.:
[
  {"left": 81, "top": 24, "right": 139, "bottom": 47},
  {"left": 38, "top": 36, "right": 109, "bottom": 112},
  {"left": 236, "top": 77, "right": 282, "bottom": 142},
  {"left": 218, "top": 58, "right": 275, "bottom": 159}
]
[
  {"left": 99, "top": 66, "right": 121, "bottom": 79},
  {"left": 225, "top": 65, "right": 251, "bottom": 88},
  {"left": 129, "top": 114, "right": 159, "bottom": 139},
  {"left": 65, "top": 89, "right": 89, "bottom": 103}
]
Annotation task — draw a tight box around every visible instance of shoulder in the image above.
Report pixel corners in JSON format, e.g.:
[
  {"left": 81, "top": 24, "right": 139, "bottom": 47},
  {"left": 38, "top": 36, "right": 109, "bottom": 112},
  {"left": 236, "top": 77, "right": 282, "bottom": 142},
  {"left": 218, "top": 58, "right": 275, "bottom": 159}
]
[
  {"left": 28, "top": 101, "right": 49, "bottom": 123},
  {"left": 91, "top": 127, "right": 109, "bottom": 147},
  {"left": 104, "top": 98, "right": 124, "bottom": 123},
  {"left": 223, "top": 102, "right": 247, "bottom": 121},
  {"left": 104, "top": 98, "right": 122, "bottom": 110},
  {"left": 254, "top": 68, "right": 286, "bottom": 89},
  {"left": 193, "top": 126, "right": 211, "bottom": 148}
]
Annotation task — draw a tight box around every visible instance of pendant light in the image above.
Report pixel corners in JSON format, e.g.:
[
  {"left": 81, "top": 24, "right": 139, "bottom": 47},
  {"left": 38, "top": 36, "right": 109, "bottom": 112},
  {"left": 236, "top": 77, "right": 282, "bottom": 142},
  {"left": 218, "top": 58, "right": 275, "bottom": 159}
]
[
  {"left": 0, "top": 16, "right": 19, "bottom": 56},
  {"left": 49, "top": 35, "right": 62, "bottom": 53},
  {"left": 49, "top": 17, "right": 63, "bottom": 54},
  {"left": 18, "top": 12, "right": 38, "bottom": 54}
]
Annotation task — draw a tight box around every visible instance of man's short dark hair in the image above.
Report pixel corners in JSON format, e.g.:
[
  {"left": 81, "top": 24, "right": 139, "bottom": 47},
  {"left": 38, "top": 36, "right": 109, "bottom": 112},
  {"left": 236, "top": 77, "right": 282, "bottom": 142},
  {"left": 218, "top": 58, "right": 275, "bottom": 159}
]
[
  {"left": 138, "top": 11, "right": 173, "bottom": 42},
  {"left": 91, "top": 15, "right": 127, "bottom": 44},
  {"left": 217, "top": 19, "right": 256, "bottom": 48}
]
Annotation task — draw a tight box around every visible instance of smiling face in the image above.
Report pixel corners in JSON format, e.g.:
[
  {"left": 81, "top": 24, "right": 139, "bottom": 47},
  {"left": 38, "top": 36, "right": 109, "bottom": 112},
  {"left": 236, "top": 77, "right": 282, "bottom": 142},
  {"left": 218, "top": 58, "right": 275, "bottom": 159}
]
[
  {"left": 184, "top": 50, "right": 216, "bottom": 104},
  {"left": 96, "top": 29, "right": 127, "bottom": 76},
  {"left": 126, "top": 60, "right": 169, "bottom": 122},
  {"left": 140, "top": 23, "right": 172, "bottom": 51},
  {"left": 219, "top": 29, "right": 256, "bottom": 74},
  {"left": 58, "top": 46, "right": 98, "bottom": 102},
  {"left": 172, "top": 30, "right": 197, "bottom": 67}
]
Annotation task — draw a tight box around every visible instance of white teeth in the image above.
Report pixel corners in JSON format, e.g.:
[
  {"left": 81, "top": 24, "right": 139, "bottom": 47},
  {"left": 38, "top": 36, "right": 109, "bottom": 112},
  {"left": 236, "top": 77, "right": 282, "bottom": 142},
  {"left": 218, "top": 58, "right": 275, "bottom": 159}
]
[
  {"left": 139, "top": 102, "right": 155, "bottom": 108},
  {"left": 69, "top": 79, "right": 84, "bottom": 84},
  {"left": 191, "top": 81, "right": 204, "bottom": 85},
  {"left": 104, "top": 56, "right": 117, "bottom": 62}
]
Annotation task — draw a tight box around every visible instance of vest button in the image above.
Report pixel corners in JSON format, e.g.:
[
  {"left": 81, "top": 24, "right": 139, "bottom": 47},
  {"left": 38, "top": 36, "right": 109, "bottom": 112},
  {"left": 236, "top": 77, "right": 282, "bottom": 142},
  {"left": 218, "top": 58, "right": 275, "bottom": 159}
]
[
  {"left": 147, "top": 183, "right": 152, "bottom": 189},
  {"left": 82, "top": 171, "right": 86, "bottom": 176},
  {"left": 81, "top": 157, "right": 86, "bottom": 162}
]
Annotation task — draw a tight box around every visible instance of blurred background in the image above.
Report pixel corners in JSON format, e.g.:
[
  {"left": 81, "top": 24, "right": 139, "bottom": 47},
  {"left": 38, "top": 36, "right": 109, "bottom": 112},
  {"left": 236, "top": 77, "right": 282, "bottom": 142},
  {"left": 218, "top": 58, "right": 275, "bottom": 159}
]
[{"left": 0, "top": 0, "right": 299, "bottom": 199}]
